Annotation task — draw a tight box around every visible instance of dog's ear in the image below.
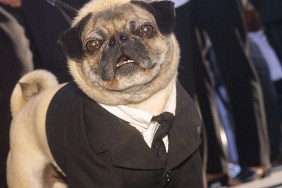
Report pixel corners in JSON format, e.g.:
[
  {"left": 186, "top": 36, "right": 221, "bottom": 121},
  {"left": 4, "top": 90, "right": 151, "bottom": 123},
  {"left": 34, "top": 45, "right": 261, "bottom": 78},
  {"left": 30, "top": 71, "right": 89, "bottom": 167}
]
[
  {"left": 131, "top": 1, "right": 176, "bottom": 35},
  {"left": 58, "top": 27, "right": 83, "bottom": 61},
  {"left": 58, "top": 14, "right": 92, "bottom": 62}
]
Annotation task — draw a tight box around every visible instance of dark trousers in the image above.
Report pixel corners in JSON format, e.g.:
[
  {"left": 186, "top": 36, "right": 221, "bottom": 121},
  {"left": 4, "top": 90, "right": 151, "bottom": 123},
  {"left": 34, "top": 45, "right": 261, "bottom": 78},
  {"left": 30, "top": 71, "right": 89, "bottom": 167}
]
[
  {"left": 265, "top": 21, "right": 282, "bottom": 138},
  {"left": 175, "top": 0, "right": 270, "bottom": 174},
  {"left": 249, "top": 39, "right": 281, "bottom": 161},
  {"left": 175, "top": 2, "right": 226, "bottom": 173},
  {"left": 196, "top": 0, "right": 270, "bottom": 168},
  {"left": 175, "top": 2, "right": 227, "bottom": 173}
]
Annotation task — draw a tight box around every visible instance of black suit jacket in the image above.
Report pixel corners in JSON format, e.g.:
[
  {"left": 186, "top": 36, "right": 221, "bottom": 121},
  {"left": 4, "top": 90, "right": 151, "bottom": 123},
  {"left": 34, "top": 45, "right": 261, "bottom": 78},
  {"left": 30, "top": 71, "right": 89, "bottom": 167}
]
[{"left": 46, "top": 81, "right": 204, "bottom": 188}]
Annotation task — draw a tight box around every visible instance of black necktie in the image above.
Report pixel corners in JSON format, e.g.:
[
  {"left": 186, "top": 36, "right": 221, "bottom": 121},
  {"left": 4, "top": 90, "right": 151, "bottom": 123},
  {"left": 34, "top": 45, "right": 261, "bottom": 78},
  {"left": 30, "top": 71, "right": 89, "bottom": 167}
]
[{"left": 151, "top": 112, "right": 175, "bottom": 162}]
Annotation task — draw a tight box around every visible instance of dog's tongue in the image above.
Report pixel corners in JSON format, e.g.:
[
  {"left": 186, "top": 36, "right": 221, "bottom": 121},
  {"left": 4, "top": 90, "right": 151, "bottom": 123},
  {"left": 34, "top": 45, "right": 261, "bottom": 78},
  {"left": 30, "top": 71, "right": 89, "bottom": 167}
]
[{"left": 119, "top": 56, "right": 129, "bottom": 62}]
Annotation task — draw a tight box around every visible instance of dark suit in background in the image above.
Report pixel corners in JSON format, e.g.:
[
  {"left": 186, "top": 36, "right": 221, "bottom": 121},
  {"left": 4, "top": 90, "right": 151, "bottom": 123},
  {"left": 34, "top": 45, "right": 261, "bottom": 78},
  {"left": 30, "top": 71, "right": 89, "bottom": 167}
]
[
  {"left": 20, "top": 0, "right": 88, "bottom": 83},
  {"left": 175, "top": 0, "right": 271, "bottom": 178},
  {"left": 202, "top": 0, "right": 271, "bottom": 167},
  {"left": 248, "top": 38, "right": 282, "bottom": 162},
  {"left": 175, "top": 2, "right": 226, "bottom": 175},
  {"left": 250, "top": 0, "right": 282, "bottom": 161},
  {"left": 195, "top": 0, "right": 270, "bottom": 170},
  {"left": 0, "top": 1, "right": 86, "bottom": 187}
]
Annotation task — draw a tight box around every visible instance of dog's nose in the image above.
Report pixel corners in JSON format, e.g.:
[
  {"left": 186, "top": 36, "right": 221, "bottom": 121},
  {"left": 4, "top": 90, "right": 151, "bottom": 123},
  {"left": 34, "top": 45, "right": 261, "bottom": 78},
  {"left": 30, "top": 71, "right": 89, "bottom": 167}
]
[
  {"left": 119, "top": 33, "right": 128, "bottom": 41},
  {"left": 109, "top": 33, "right": 128, "bottom": 47}
]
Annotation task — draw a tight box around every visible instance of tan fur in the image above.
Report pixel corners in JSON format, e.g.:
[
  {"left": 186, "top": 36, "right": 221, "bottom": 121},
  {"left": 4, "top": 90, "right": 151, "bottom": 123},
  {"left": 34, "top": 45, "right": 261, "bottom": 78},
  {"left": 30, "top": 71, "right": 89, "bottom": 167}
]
[
  {"left": 10, "top": 70, "right": 58, "bottom": 117},
  {"left": 8, "top": 70, "right": 66, "bottom": 188},
  {"left": 69, "top": 1, "right": 180, "bottom": 109},
  {"left": 7, "top": 1, "right": 180, "bottom": 187},
  {"left": 72, "top": 0, "right": 131, "bottom": 26}
]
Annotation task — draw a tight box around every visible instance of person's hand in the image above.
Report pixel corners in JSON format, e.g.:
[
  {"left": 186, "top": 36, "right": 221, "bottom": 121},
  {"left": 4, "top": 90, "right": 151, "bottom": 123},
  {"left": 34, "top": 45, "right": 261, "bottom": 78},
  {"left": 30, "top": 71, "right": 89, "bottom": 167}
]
[{"left": 0, "top": 0, "right": 22, "bottom": 7}]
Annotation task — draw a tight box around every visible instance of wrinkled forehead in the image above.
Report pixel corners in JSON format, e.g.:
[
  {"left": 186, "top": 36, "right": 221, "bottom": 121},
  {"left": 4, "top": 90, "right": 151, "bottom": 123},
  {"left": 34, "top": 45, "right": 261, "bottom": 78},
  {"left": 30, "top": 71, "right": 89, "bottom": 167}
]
[
  {"left": 80, "top": 3, "right": 155, "bottom": 37},
  {"left": 72, "top": 0, "right": 130, "bottom": 25},
  {"left": 94, "top": 3, "right": 154, "bottom": 24}
]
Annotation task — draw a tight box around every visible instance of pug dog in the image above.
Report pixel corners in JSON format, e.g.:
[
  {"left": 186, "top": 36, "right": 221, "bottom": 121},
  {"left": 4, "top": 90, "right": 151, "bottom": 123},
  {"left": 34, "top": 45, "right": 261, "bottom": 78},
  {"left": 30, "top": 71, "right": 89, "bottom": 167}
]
[{"left": 7, "top": 0, "right": 203, "bottom": 187}]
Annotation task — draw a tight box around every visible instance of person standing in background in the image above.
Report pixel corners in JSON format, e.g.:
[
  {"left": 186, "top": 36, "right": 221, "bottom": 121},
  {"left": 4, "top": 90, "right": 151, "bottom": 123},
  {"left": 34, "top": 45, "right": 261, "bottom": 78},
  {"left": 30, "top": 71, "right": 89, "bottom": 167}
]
[
  {"left": 251, "top": 0, "right": 282, "bottom": 120},
  {"left": 250, "top": 0, "right": 282, "bottom": 67},
  {"left": 244, "top": 0, "right": 282, "bottom": 165},
  {"left": 173, "top": 0, "right": 271, "bottom": 186}
]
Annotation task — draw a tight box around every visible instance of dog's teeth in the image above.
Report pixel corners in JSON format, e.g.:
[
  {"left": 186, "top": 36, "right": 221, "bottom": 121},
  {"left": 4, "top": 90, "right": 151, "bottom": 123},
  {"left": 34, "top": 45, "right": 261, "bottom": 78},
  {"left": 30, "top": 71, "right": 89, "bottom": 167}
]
[
  {"left": 117, "top": 61, "right": 127, "bottom": 67},
  {"left": 117, "top": 59, "right": 134, "bottom": 67}
]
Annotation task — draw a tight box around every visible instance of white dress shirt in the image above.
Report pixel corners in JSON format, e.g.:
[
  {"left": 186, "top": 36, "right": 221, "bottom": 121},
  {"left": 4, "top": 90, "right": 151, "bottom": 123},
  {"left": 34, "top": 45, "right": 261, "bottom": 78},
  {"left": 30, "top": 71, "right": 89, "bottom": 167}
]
[
  {"left": 99, "top": 84, "right": 176, "bottom": 152},
  {"left": 169, "top": 0, "right": 190, "bottom": 8},
  {"left": 248, "top": 30, "right": 282, "bottom": 81}
]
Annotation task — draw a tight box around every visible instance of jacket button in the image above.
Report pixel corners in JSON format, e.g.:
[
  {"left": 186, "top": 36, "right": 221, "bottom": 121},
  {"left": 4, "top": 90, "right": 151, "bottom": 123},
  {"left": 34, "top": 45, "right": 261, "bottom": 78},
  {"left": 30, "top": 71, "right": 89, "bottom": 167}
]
[
  {"left": 166, "top": 170, "right": 172, "bottom": 183},
  {"left": 162, "top": 170, "right": 172, "bottom": 185}
]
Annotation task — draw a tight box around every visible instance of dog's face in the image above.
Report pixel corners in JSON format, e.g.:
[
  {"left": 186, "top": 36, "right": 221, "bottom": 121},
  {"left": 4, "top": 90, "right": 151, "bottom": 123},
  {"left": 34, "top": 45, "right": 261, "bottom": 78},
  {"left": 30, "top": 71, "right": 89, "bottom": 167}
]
[{"left": 59, "top": 0, "right": 180, "bottom": 105}]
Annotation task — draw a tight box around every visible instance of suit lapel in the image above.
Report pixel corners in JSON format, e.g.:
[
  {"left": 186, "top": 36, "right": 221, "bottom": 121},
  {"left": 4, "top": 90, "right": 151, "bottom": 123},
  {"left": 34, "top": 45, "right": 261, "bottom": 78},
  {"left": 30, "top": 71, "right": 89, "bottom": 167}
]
[
  {"left": 82, "top": 96, "right": 164, "bottom": 170},
  {"left": 166, "top": 82, "right": 202, "bottom": 170}
]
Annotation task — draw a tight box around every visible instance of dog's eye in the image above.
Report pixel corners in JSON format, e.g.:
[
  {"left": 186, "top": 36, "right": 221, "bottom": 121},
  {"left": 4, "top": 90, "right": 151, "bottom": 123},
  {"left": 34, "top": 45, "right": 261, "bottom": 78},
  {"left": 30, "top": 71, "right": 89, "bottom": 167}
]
[
  {"left": 139, "top": 24, "right": 155, "bottom": 37},
  {"left": 85, "top": 40, "right": 101, "bottom": 52}
]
